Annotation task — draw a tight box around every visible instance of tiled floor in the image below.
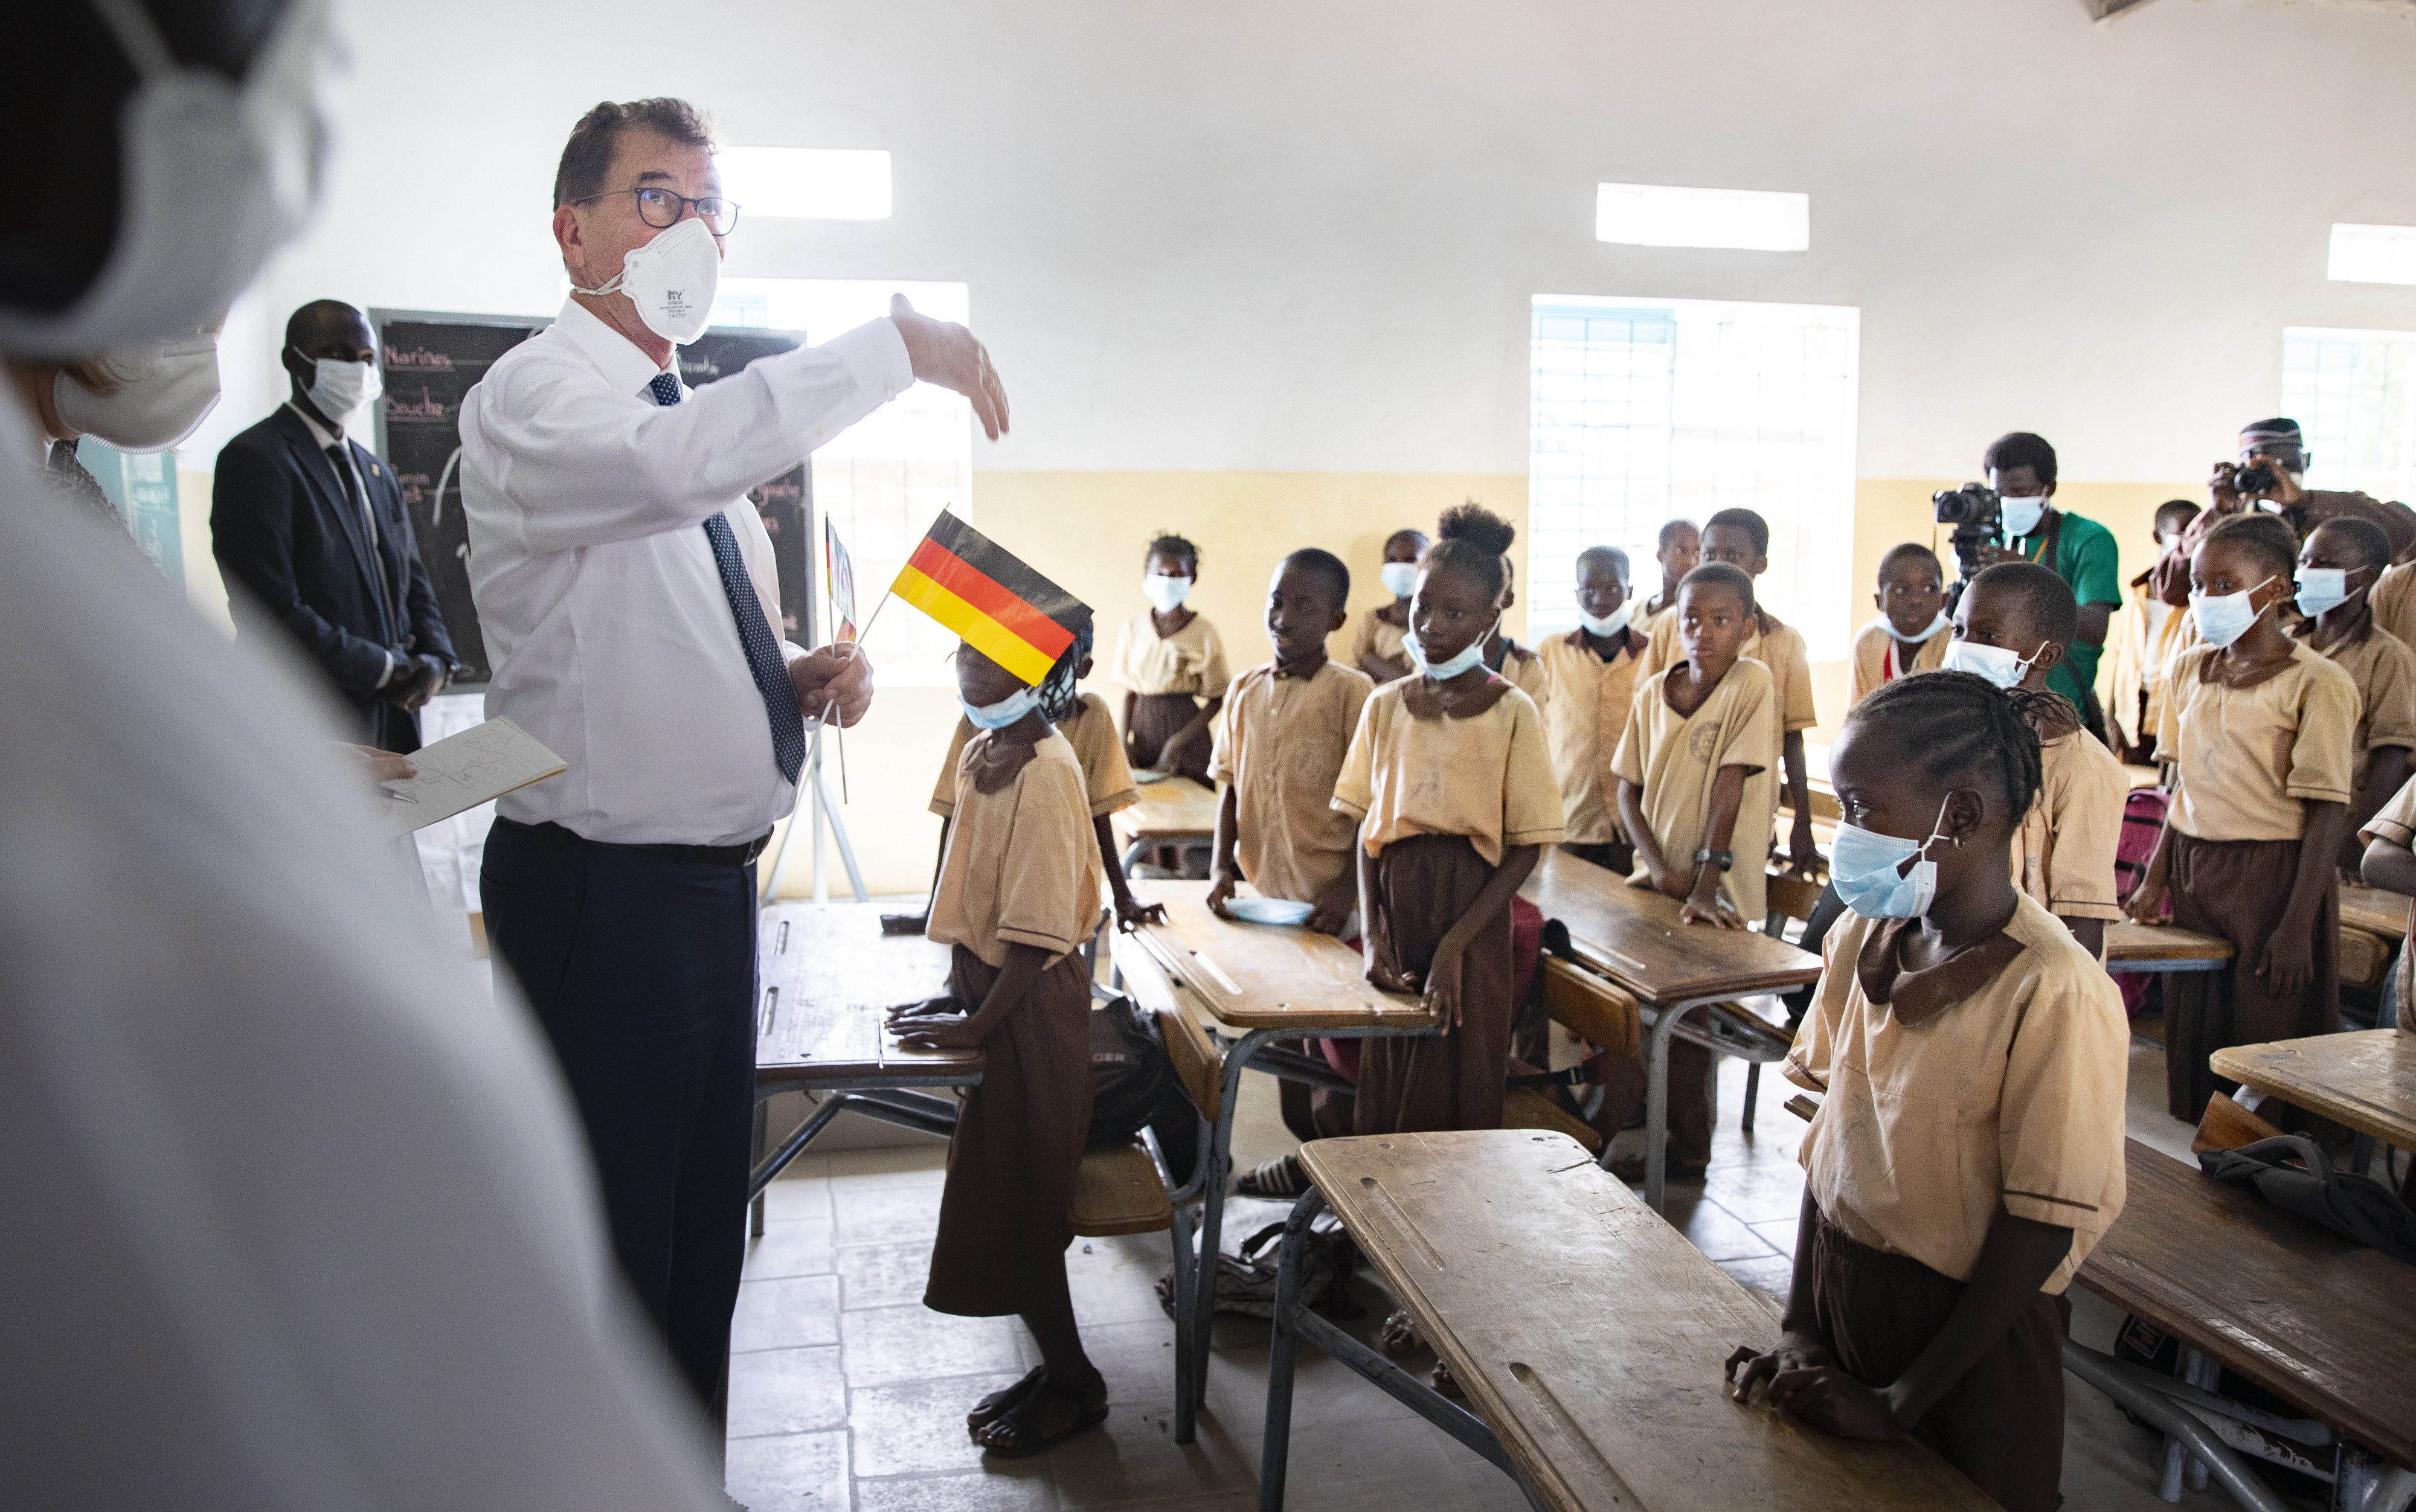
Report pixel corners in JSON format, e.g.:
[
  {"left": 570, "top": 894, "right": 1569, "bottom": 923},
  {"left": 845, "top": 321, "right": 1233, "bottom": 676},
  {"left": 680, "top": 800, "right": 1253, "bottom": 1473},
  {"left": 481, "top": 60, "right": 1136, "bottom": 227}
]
[{"left": 727, "top": 1023, "right": 2328, "bottom": 1511}]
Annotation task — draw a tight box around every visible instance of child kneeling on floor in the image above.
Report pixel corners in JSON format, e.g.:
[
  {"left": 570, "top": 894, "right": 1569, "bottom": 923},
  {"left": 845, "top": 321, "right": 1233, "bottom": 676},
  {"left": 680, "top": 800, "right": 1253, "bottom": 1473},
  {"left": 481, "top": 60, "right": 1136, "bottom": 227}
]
[
  {"left": 892, "top": 636, "right": 1109, "bottom": 1458},
  {"left": 1727, "top": 670, "right": 2129, "bottom": 1512}
]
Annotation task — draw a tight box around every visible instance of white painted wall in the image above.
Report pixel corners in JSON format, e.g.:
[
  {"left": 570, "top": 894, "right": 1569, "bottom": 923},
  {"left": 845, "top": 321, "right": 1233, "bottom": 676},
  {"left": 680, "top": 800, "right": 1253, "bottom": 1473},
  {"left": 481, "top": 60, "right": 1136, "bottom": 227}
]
[{"left": 187, "top": 0, "right": 2416, "bottom": 483}]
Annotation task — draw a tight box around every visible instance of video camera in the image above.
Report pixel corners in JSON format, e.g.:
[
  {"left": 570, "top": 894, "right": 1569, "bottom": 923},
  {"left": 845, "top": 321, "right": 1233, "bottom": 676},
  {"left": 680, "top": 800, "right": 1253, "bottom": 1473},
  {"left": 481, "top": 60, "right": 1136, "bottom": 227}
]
[{"left": 1932, "top": 482, "right": 2000, "bottom": 589}]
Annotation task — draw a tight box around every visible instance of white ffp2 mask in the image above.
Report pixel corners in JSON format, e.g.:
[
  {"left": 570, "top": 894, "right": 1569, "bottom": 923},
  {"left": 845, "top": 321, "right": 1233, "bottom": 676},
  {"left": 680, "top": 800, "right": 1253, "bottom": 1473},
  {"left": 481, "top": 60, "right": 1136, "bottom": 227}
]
[
  {"left": 53, "top": 331, "right": 222, "bottom": 452},
  {"left": 571, "top": 214, "right": 721, "bottom": 344}
]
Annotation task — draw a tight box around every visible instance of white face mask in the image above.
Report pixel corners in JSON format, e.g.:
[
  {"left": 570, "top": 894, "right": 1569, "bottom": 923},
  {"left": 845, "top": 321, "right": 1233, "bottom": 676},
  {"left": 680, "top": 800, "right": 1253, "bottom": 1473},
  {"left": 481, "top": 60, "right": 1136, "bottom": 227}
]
[
  {"left": 1576, "top": 603, "right": 1632, "bottom": 638},
  {"left": 1898, "top": 607, "right": 1952, "bottom": 642},
  {"left": 571, "top": 213, "right": 721, "bottom": 345},
  {"left": 1942, "top": 636, "right": 2038, "bottom": 691},
  {"left": 52, "top": 332, "right": 222, "bottom": 452},
  {"left": 2000, "top": 495, "right": 2049, "bottom": 539},
  {"left": 1143, "top": 574, "right": 1193, "bottom": 613},
  {"left": 0, "top": 0, "right": 331, "bottom": 357},
  {"left": 1379, "top": 561, "right": 1419, "bottom": 600},
  {"left": 290, "top": 348, "right": 381, "bottom": 426}
]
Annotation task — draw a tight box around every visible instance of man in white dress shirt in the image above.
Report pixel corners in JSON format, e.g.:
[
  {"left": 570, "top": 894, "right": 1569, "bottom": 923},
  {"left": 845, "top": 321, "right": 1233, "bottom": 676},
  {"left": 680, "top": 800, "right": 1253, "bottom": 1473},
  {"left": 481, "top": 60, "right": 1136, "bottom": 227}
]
[{"left": 460, "top": 97, "right": 1009, "bottom": 1424}]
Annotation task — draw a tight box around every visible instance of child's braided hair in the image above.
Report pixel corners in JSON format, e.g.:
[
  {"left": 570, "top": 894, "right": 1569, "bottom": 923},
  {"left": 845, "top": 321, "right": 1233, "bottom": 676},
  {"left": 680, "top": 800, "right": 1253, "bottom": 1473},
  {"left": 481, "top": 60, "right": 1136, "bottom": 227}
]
[
  {"left": 1851, "top": 669, "right": 2048, "bottom": 824},
  {"left": 1145, "top": 533, "right": 1200, "bottom": 575},
  {"left": 1035, "top": 610, "right": 1094, "bottom": 724},
  {"left": 1425, "top": 501, "right": 1517, "bottom": 604}
]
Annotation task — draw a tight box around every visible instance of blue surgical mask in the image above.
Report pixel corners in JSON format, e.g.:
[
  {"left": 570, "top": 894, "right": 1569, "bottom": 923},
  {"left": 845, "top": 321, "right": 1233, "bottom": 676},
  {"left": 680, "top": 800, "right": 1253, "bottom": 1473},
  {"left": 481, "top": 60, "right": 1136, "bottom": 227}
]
[
  {"left": 1577, "top": 603, "right": 1632, "bottom": 638},
  {"left": 961, "top": 685, "right": 1040, "bottom": 730},
  {"left": 1380, "top": 562, "right": 1419, "bottom": 600},
  {"left": 1828, "top": 795, "right": 1956, "bottom": 920},
  {"left": 1941, "top": 637, "right": 2037, "bottom": 690},
  {"left": 1407, "top": 618, "right": 1494, "bottom": 680},
  {"left": 2000, "top": 495, "right": 2049, "bottom": 539},
  {"left": 2190, "top": 576, "right": 2276, "bottom": 650},
  {"left": 2295, "top": 568, "right": 2354, "bottom": 619}
]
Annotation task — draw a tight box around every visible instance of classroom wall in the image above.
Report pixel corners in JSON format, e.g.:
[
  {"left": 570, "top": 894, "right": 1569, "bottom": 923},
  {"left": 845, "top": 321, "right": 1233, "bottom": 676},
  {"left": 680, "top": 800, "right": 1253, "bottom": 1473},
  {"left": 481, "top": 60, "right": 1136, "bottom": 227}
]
[{"left": 154, "top": 0, "right": 2416, "bottom": 895}]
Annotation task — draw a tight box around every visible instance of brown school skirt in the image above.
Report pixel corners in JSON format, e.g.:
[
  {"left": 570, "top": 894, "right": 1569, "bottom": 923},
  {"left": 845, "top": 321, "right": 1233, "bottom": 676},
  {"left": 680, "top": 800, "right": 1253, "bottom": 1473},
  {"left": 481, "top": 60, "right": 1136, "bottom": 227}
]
[
  {"left": 1807, "top": 1210, "right": 2070, "bottom": 1512},
  {"left": 1126, "top": 691, "right": 1213, "bottom": 784},
  {"left": 2163, "top": 832, "right": 2339, "bottom": 1124},
  {"left": 924, "top": 944, "right": 1094, "bottom": 1318},
  {"left": 1354, "top": 833, "right": 1514, "bottom": 1136}
]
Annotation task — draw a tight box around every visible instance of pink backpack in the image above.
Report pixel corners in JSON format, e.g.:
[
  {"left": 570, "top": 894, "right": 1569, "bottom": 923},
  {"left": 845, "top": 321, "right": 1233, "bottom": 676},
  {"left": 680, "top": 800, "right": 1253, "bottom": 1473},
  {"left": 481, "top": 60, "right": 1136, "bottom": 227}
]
[{"left": 2113, "top": 787, "right": 2169, "bottom": 1015}]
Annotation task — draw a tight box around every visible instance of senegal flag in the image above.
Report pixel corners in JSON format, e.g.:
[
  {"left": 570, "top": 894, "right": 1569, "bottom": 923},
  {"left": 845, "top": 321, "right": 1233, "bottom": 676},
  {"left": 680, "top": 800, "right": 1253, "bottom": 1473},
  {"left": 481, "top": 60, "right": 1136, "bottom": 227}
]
[{"left": 893, "top": 511, "right": 1088, "bottom": 686}]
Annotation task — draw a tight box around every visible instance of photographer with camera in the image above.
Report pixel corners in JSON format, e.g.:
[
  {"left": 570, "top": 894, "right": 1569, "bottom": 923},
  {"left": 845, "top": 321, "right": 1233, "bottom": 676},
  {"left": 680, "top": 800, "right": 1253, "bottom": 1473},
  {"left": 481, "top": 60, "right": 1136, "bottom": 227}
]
[
  {"left": 2151, "top": 418, "right": 2416, "bottom": 612},
  {"left": 1936, "top": 432, "right": 2122, "bottom": 741}
]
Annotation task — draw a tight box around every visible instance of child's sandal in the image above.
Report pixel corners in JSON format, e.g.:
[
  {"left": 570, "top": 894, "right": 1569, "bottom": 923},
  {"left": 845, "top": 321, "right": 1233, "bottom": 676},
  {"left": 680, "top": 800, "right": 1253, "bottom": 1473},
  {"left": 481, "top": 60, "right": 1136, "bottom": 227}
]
[
  {"left": 966, "top": 1366, "right": 1047, "bottom": 1436},
  {"left": 974, "top": 1389, "right": 1109, "bottom": 1459}
]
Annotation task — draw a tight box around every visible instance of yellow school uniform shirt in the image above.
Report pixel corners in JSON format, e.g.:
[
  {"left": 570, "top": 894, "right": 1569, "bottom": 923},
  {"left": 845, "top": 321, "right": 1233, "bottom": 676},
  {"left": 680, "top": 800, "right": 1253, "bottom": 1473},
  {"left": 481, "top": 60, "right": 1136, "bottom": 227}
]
[
  {"left": 1784, "top": 893, "right": 2130, "bottom": 1292},
  {"left": 1845, "top": 617, "right": 1948, "bottom": 711},
  {"left": 1331, "top": 681, "right": 1564, "bottom": 865},
  {"left": 1111, "top": 611, "right": 1230, "bottom": 699},
  {"left": 2014, "top": 725, "right": 2129, "bottom": 924},
  {"left": 2374, "top": 562, "right": 2416, "bottom": 654},
  {"left": 2108, "top": 577, "right": 2192, "bottom": 753},
  {"left": 1351, "top": 608, "right": 1409, "bottom": 676},
  {"left": 1495, "top": 640, "right": 1550, "bottom": 713},
  {"left": 2293, "top": 620, "right": 2416, "bottom": 798},
  {"left": 2157, "top": 642, "right": 2360, "bottom": 842},
  {"left": 1536, "top": 629, "right": 1642, "bottom": 845},
  {"left": 1209, "top": 659, "right": 1373, "bottom": 905},
  {"left": 1638, "top": 607, "right": 1816, "bottom": 775},
  {"left": 927, "top": 730, "right": 1104, "bottom": 968},
  {"left": 929, "top": 692, "right": 1138, "bottom": 820},
  {"left": 1608, "top": 657, "right": 1776, "bottom": 924}
]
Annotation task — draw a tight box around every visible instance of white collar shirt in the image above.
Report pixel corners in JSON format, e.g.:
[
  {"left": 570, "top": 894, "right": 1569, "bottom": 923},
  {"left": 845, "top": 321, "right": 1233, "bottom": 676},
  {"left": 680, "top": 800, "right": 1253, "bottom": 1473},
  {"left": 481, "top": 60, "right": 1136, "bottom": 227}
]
[{"left": 458, "top": 297, "right": 911, "bottom": 845}]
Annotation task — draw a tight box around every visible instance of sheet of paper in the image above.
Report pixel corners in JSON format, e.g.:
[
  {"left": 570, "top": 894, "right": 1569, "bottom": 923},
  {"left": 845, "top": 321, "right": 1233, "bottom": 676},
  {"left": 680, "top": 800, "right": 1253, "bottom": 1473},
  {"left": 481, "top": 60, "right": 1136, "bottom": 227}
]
[{"left": 374, "top": 716, "right": 566, "bottom": 838}]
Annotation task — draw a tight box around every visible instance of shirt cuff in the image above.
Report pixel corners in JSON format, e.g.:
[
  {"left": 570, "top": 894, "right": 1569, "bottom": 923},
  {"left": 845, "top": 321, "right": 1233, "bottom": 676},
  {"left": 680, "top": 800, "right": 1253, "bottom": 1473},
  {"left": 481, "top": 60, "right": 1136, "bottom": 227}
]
[
  {"left": 374, "top": 650, "right": 394, "bottom": 688},
  {"left": 2051, "top": 899, "right": 2125, "bottom": 922},
  {"left": 2362, "top": 819, "right": 2416, "bottom": 847},
  {"left": 824, "top": 317, "right": 916, "bottom": 411}
]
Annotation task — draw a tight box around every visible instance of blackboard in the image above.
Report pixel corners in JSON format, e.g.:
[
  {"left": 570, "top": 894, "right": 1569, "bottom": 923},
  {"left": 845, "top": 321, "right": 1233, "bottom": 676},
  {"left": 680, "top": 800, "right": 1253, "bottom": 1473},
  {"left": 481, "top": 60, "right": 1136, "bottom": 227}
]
[{"left": 370, "top": 309, "right": 818, "bottom": 688}]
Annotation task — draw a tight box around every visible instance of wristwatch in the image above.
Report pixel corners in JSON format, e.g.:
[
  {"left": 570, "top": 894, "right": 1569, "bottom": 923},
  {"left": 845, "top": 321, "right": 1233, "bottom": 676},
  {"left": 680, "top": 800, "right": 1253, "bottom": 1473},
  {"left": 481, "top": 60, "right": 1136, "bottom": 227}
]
[{"left": 1693, "top": 848, "right": 1734, "bottom": 872}]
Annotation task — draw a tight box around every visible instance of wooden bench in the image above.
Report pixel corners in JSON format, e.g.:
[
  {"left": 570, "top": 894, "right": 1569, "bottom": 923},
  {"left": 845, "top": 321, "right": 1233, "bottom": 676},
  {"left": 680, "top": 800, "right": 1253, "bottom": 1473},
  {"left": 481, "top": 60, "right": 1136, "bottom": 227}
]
[
  {"left": 1258, "top": 1130, "right": 1996, "bottom": 1511},
  {"left": 2212, "top": 1030, "right": 2416, "bottom": 1157},
  {"left": 1069, "top": 1139, "right": 1175, "bottom": 1236},
  {"left": 2066, "top": 1140, "right": 2416, "bottom": 1508},
  {"left": 2342, "top": 885, "right": 2411, "bottom": 945}
]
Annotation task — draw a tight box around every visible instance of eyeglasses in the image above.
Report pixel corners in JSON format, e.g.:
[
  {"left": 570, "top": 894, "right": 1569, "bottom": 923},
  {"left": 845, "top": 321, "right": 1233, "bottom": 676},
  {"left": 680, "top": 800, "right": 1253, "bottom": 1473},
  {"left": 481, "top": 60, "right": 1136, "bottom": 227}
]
[{"left": 575, "top": 187, "right": 740, "bottom": 235}]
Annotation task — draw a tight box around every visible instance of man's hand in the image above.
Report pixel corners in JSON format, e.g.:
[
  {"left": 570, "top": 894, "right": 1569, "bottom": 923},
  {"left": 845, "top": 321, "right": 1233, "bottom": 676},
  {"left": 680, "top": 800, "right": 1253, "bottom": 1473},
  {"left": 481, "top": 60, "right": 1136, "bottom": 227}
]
[
  {"left": 1116, "top": 892, "right": 1167, "bottom": 929},
  {"left": 384, "top": 653, "right": 448, "bottom": 710},
  {"left": 344, "top": 743, "right": 417, "bottom": 785},
  {"left": 2124, "top": 876, "right": 2167, "bottom": 925},
  {"left": 792, "top": 642, "right": 875, "bottom": 728},
  {"left": 2234, "top": 455, "right": 2305, "bottom": 513},
  {"left": 1682, "top": 892, "right": 1745, "bottom": 929},
  {"left": 1307, "top": 876, "right": 1357, "bottom": 937},
  {"left": 892, "top": 294, "right": 1009, "bottom": 441},
  {"left": 1726, "top": 1333, "right": 1840, "bottom": 1403},
  {"left": 2206, "top": 461, "right": 2247, "bottom": 516},
  {"left": 1648, "top": 863, "right": 1692, "bottom": 902},
  {"left": 1788, "top": 817, "right": 1820, "bottom": 876},
  {"left": 2259, "top": 927, "right": 2315, "bottom": 998}
]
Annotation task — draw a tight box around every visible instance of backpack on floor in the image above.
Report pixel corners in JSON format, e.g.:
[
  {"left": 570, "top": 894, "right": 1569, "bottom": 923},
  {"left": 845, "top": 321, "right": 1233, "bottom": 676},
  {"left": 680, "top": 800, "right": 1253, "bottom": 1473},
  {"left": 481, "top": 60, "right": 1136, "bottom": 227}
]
[{"left": 1153, "top": 1212, "right": 1361, "bottom": 1321}]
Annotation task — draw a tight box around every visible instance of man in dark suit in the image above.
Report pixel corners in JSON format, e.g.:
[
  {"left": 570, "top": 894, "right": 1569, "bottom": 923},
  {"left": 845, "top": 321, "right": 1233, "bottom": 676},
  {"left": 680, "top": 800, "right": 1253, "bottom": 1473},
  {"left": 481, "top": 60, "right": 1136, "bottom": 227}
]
[{"left": 213, "top": 300, "right": 456, "bottom": 752}]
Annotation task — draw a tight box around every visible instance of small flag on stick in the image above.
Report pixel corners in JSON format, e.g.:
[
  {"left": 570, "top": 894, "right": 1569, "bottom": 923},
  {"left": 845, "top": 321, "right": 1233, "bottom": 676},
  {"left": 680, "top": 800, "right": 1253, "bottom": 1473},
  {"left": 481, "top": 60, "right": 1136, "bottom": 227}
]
[
  {"left": 891, "top": 510, "right": 1087, "bottom": 686},
  {"left": 824, "top": 517, "right": 858, "bottom": 643}
]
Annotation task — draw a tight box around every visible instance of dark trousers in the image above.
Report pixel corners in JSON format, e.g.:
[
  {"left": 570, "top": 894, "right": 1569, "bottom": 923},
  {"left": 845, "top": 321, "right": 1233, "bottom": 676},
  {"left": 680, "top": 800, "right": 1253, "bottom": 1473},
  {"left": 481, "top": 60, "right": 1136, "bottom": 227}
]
[{"left": 480, "top": 816, "right": 759, "bottom": 1425}]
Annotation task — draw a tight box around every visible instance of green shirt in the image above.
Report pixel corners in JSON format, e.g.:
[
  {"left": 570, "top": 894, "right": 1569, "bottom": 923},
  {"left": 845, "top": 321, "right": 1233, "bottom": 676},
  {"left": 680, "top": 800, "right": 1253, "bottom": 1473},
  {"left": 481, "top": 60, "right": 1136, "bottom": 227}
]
[{"left": 2005, "top": 507, "right": 2122, "bottom": 710}]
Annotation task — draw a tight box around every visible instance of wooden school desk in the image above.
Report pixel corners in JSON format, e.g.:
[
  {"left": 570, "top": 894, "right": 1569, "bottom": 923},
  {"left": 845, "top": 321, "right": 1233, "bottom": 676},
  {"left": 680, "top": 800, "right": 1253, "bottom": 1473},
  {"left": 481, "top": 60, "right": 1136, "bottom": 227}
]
[
  {"left": 2104, "top": 921, "right": 2235, "bottom": 975},
  {"left": 2066, "top": 1140, "right": 2416, "bottom": 1510},
  {"left": 2213, "top": 1030, "right": 2416, "bottom": 1158},
  {"left": 1108, "top": 883, "right": 1434, "bottom": 1444},
  {"left": 1256, "top": 1130, "right": 1996, "bottom": 1512},
  {"left": 1516, "top": 848, "right": 1822, "bottom": 1213},
  {"left": 748, "top": 902, "right": 986, "bottom": 1226},
  {"left": 1110, "top": 775, "right": 1221, "bottom": 870}
]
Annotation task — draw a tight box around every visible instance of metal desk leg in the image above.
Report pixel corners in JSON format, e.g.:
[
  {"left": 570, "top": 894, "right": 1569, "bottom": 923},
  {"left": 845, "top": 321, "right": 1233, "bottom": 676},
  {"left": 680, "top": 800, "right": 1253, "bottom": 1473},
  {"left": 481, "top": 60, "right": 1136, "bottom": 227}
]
[
  {"left": 1258, "top": 1187, "right": 1323, "bottom": 1511},
  {"left": 750, "top": 1098, "right": 769, "bottom": 1238},
  {"left": 2063, "top": 1342, "right": 2286, "bottom": 1512},
  {"left": 1614, "top": 995, "right": 1720, "bottom": 1214},
  {"left": 1185, "top": 1027, "right": 1282, "bottom": 1440}
]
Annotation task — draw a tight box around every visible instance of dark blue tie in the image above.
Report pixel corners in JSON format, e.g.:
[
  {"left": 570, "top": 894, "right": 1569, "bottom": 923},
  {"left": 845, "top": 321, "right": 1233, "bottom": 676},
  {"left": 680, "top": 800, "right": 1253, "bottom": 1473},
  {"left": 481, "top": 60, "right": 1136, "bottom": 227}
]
[{"left": 651, "top": 372, "right": 806, "bottom": 785}]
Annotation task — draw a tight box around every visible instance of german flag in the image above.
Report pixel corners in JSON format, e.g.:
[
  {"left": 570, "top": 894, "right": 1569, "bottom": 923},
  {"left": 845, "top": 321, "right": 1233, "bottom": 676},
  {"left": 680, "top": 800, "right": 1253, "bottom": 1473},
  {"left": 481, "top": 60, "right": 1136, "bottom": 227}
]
[{"left": 893, "top": 511, "right": 1087, "bottom": 686}]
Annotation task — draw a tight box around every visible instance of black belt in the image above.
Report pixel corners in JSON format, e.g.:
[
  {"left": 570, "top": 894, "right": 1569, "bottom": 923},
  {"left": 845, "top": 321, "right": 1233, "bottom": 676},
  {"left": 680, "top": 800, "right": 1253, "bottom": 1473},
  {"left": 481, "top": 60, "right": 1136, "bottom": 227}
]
[{"left": 509, "top": 817, "right": 772, "bottom": 868}]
